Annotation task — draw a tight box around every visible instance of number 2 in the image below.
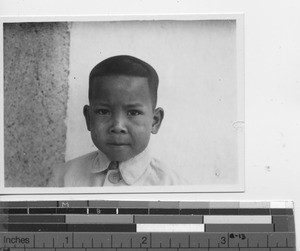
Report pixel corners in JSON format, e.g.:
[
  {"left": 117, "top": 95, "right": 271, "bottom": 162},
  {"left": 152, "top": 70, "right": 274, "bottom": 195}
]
[{"left": 141, "top": 236, "right": 147, "bottom": 245}]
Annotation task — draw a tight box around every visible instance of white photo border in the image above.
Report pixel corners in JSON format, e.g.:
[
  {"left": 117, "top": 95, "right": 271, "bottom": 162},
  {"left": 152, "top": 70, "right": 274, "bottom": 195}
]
[{"left": 0, "top": 14, "right": 244, "bottom": 194}]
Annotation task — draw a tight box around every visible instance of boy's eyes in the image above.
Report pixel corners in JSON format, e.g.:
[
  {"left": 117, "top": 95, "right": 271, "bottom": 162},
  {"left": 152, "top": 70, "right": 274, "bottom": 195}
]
[
  {"left": 127, "top": 110, "right": 142, "bottom": 116},
  {"left": 95, "top": 109, "right": 142, "bottom": 116},
  {"left": 95, "top": 109, "right": 111, "bottom": 116}
]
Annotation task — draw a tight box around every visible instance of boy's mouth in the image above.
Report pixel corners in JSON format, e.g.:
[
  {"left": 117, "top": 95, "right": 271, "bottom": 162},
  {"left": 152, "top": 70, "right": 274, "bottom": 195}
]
[{"left": 107, "top": 142, "right": 130, "bottom": 146}]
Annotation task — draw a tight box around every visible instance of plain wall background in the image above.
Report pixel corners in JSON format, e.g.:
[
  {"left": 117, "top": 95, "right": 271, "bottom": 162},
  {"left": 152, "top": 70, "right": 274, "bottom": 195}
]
[
  {"left": 3, "top": 22, "right": 70, "bottom": 187},
  {"left": 65, "top": 20, "right": 241, "bottom": 186},
  {"left": 0, "top": 0, "right": 299, "bottom": 245}
]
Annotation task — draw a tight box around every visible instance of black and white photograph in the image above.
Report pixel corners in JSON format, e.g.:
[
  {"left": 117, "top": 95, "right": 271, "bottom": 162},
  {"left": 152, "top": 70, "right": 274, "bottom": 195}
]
[{"left": 1, "top": 15, "right": 244, "bottom": 193}]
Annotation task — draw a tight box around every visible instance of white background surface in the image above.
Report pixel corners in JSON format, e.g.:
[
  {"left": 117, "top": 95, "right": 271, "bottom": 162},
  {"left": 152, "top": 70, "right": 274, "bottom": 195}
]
[
  {"left": 0, "top": 0, "right": 299, "bottom": 245},
  {"left": 66, "top": 20, "right": 241, "bottom": 186}
]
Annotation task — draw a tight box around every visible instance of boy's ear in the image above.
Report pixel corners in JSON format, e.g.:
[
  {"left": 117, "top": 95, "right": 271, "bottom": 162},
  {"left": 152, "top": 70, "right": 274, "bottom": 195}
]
[
  {"left": 151, "top": 107, "right": 164, "bottom": 134},
  {"left": 83, "top": 105, "right": 91, "bottom": 131}
]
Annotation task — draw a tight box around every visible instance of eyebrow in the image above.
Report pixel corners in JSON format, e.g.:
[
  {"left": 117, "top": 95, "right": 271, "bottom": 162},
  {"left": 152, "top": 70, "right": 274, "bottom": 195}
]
[
  {"left": 124, "top": 103, "right": 145, "bottom": 109},
  {"left": 91, "top": 102, "right": 110, "bottom": 107}
]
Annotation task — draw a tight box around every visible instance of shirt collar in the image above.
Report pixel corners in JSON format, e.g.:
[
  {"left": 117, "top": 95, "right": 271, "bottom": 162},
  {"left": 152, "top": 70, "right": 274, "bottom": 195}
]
[
  {"left": 91, "top": 148, "right": 151, "bottom": 185},
  {"left": 90, "top": 150, "right": 110, "bottom": 174}
]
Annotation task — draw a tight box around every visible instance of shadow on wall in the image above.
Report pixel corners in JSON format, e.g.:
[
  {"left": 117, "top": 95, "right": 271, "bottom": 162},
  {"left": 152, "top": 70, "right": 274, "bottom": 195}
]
[{"left": 4, "top": 22, "right": 70, "bottom": 187}]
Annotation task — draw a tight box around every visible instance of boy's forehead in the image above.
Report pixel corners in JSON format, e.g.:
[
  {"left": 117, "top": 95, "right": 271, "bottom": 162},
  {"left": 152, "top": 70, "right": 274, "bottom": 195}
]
[{"left": 89, "top": 75, "right": 152, "bottom": 102}]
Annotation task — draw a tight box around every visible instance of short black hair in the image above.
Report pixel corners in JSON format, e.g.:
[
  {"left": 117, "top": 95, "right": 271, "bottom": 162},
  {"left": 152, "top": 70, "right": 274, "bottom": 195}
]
[{"left": 89, "top": 55, "right": 159, "bottom": 108}]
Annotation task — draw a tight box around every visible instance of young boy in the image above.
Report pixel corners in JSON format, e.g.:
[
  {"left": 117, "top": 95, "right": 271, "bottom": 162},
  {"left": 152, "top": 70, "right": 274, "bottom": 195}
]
[{"left": 50, "top": 55, "right": 183, "bottom": 187}]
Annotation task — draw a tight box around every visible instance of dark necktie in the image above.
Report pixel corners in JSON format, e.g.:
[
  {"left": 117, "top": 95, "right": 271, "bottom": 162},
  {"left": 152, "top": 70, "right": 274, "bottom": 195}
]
[
  {"left": 107, "top": 161, "right": 122, "bottom": 184},
  {"left": 108, "top": 161, "right": 119, "bottom": 170}
]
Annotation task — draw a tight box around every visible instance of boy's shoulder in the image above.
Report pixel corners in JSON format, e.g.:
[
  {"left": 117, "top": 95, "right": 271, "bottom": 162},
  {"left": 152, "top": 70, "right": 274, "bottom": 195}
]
[
  {"left": 65, "top": 151, "right": 99, "bottom": 168},
  {"left": 48, "top": 151, "right": 99, "bottom": 187},
  {"left": 63, "top": 151, "right": 100, "bottom": 175},
  {"left": 142, "top": 157, "right": 187, "bottom": 186}
]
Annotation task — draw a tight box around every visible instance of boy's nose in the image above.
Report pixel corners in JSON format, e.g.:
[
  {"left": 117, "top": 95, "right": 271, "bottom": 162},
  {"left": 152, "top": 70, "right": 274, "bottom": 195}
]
[{"left": 109, "top": 116, "right": 127, "bottom": 134}]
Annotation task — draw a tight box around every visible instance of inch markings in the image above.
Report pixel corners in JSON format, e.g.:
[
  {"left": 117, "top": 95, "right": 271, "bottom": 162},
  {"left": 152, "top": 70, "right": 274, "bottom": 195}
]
[{"left": 0, "top": 200, "right": 296, "bottom": 250}]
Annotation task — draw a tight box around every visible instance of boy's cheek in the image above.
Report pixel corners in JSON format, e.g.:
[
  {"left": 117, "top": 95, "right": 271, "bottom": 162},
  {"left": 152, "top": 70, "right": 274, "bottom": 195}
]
[
  {"left": 130, "top": 124, "right": 152, "bottom": 136},
  {"left": 90, "top": 118, "right": 107, "bottom": 128},
  {"left": 133, "top": 128, "right": 152, "bottom": 142},
  {"left": 90, "top": 124, "right": 106, "bottom": 136},
  {"left": 132, "top": 117, "right": 153, "bottom": 127}
]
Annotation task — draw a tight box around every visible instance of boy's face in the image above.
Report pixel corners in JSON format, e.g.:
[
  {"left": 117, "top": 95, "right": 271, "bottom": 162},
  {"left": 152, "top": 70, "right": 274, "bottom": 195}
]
[{"left": 84, "top": 75, "right": 164, "bottom": 162}]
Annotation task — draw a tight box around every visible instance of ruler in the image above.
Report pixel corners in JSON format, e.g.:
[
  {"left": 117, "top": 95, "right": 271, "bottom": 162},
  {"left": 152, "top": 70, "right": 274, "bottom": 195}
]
[{"left": 0, "top": 200, "right": 296, "bottom": 251}]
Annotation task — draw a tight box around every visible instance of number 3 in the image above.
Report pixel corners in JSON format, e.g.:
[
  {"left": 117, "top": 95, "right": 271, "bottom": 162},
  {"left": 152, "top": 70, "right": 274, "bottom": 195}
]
[{"left": 221, "top": 236, "right": 226, "bottom": 244}]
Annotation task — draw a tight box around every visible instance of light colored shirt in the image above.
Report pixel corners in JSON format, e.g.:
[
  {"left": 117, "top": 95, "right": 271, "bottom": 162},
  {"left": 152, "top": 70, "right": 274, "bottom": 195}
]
[{"left": 49, "top": 149, "right": 184, "bottom": 187}]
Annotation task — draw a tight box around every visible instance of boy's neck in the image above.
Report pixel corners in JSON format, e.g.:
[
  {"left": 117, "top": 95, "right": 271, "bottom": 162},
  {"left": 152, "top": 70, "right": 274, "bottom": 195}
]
[{"left": 106, "top": 147, "right": 150, "bottom": 164}]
